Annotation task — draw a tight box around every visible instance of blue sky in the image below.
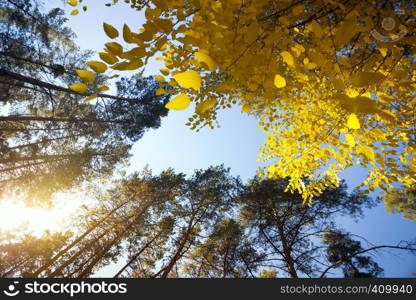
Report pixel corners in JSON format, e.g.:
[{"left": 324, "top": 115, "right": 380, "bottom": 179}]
[{"left": 43, "top": 0, "right": 416, "bottom": 277}]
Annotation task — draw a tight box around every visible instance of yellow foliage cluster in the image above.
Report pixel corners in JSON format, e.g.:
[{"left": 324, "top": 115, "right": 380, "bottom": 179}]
[{"left": 70, "top": 0, "right": 416, "bottom": 203}]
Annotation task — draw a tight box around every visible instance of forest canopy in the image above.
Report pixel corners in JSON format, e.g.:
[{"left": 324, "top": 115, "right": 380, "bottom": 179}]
[
  {"left": 69, "top": 0, "right": 416, "bottom": 203},
  {"left": 2, "top": 166, "right": 415, "bottom": 278},
  {"left": 0, "top": 0, "right": 415, "bottom": 279},
  {"left": 0, "top": 0, "right": 170, "bottom": 204}
]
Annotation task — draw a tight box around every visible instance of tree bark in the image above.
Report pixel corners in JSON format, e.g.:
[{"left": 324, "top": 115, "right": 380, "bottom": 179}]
[
  {"left": 113, "top": 232, "right": 161, "bottom": 278},
  {"left": 0, "top": 115, "right": 127, "bottom": 124},
  {"left": 159, "top": 214, "right": 196, "bottom": 278},
  {"left": 46, "top": 228, "right": 113, "bottom": 278},
  {"left": 0, "top": 152, "right": 110, "bottom": 165},
  {"left": 6, "top": 133, "right": 87, "bottom": 151},
  {"left": 274, "top": 209, "right": 298, "bottom": 278},
  {"left": 0, "top": 68, "right": 136, "bottom": 103},
  {"left": 76, "top": 219, "right": 139, "bottom": 278},
  {"left": 30, "top": 198, "right": 136, "bottom": 277}
]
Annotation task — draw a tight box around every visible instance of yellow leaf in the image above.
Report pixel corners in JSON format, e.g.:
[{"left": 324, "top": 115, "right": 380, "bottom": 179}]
[
  {"left": 332, "top": 78, "right": 346, "bottom": 90},
  {"left": 195, "top": 99, "right": 216, "bottom": 115},
  {"left": 334, "top": 18, "right": 357, "bottom": 47},
  {"left": 376, "top": 109, "right": 396, "bottom": 123},
  {"left": 305, "top": 62, "right": 317, "bottom": 70},
  {"left": 156, "top": 88, "right": 166, "bottom": 96},
  {"left": 241, "top": 104, "right": 251, "bottom": 113},
  {"left": 123, "top": 24, "right": 134, "bottom": 43},
  {"left": 292, "top": 5, "right": 304, "bottom": 16},
  {"left": 309, "top": 20, "right": 324, "bottom": 38},
  {"left": 290, "top": 45, "right": 304, "bottom": 57},
  {"left": 351, "top": 72, "right": 385, "bottom": 87},
  {"left": 195, "top": 50, "right": 217, "bottom": 71},
  {"left": 83, "top": 93, "right": 97, "bottom": 103},
  {"left": 347, "top": 113, "right": 360, "bottom": 129},
  {"left": 138, "top": 29, "right": 154, "bottom": 41},
  {"left": 274, "top": 74, "right": 286, "bottom": 88},
  {"left": 97, "top": 86, "right": 109, "bottom": 92},
  {"left": 76, "top": 70, "right": 95, "bottom": 82},
  {"left": 99, "top": 52, "right": 119, "bottom": 64},
  {"left": 105, "top": 42, "right": 123, "bottom": 55},
  {"left": 165, "top": 93, "right": 191, "bottom": 110},
  {"left": 281, "top": 51, "right": 294, "bottom": 66},
  {"left": 173, "top": 70, "right": 202, "bottom": 90},
  {"left": 111, "top": 59, "right": 143, "bottom": 71},
  {"left": 69, "top": 83, "right": 88, "bottom": 93},
  {"left": 125, "top": 47, "right": 146, "bottom": 58},
  {"left": 67, "top": 0, "right": 78, "bottom": 6},
  {"left": 356, "top": 146, "right": 375, "bottom": 163},
  {"left": 244, "top": 21, "right": 259, "bottom": 43},
  {"left": 308, "top": 50, "right": 325, "bottom": 67},
  {"left": 124, "top": 59, "right": 143, "bottom": 70},
  {"left": 155, "top": 75, "right": 165, "bottom": 82},
  {"left": 378, "top": 47, "right": 388, "bottom": 57},
  {"left": 278, "top": 16, "right": 291, "bottom": 26},
  {"left": 86, "top": 61, "right": 107, "bottom": 73},
  {"left": 346, "top": 88, "right": 359, "bottom": 98},
  {"left": 103, "top": 23, "right": 119, "bottom": 39},
  {"left": 168, "top": 78, "right": 177, "bottom": 86},
  {"left": 355, "top": 96, "right": 379, "bottom": 114},
  {"left": 70, "top": 9, "right": 79, "bottom": 16},
  {"left": 119, "top": 52, "right": 135, "bottom": 60},
  {"left": 345, "top": 134, "right": 356, "bottom": 147},
  {"left": 160, "top": 69, "right": 170, "bottom": 76}
]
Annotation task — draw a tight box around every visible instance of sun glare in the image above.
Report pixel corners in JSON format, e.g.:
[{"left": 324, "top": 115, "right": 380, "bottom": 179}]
[{"left": 0, "top": 194, "right": 85, "bottom": 236}]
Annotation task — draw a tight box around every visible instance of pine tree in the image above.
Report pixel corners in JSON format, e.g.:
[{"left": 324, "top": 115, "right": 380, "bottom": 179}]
[{"left": 0, "top": 0, "right": 170, "bottom": 204}]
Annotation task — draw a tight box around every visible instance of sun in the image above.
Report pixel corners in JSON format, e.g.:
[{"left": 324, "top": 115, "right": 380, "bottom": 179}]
[{"left": 0, "top": 193, "right": 85, "bottom": 236}]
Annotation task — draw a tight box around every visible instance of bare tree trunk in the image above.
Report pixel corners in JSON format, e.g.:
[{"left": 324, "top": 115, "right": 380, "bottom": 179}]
[
  {"left": 0, "top": 68, "right": 136, "bottom": 103},
  {"left": 6, "top": 133, "right": 87, "bottom": 151},
  {"left": 0, "top": 115, "right": 126, "bottom": 124},
  {"left": 159, "top": 215, "right": 196, "bottom": 278},
  {"left": 113, "top": 232, "right": 161, "bottom": 278},
  {"left": 0, "top": 257, "right": 31, "bottom": 277},
  {"left": 76, "top": 220, "right": 138, "bottom": 278},
  {"left": 0, "top": 152, "right": 108, "bottom": 165},
  {"left": 221, "top": 246, "right": 230, "bottom": 278},
  {"left": 30, "top": 198, "right": 135, "bottom": 277},
  {"left": 274, "top": 209, "right": 298, "bottom": 278},
  {"left": 46, "top": 228, "right": 112, "bottom": 278}
]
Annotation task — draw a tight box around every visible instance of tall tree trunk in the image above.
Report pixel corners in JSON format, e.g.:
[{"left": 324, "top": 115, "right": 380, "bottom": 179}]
[
  {"left": 30, "top": 198, "right": 136, "bottom": 277},
  {"left": 76, "top": 219, "right": 139, "bottom": 278},
  {"left": 0, "top": 68, "right": 136, "bottom": 103},
  {"left": 6, "top": 133, "right": 87, "bottom": 151},
  {"left": 113, "top": 232, "right": 161, "bottom": 278},
  {"left": 274, "top": 209, "right": 298, "bottom": 278},
  {"left": 0, "top": 152, "right": 109, "bottom": 165},
  {"left": 221, "top": 246, "right": 230, "bottom": 278},
  {"left": 0, "top": 160, "right": 50, "bottom": 174},
  {"left": 0, "top": 115, "right": 126, "bottom": 124},
  {"left": 75, "top": 201, "right": 156, "bottom": 278},
  {"left": 46, "top": 228, "right": 113, "bottom": 278},
  {"left": 0, "top": 127, "right": 76, "bottom": 132},
  {"left": 0, "top": 51, "right": 67, "bottom": 74},
  {"left": 66, "top": 252, "right": 95, "bottom": 278},
  {"left": 159, "top": 214, "right": 196, "bottom": 278},
  {"left": 0, "top": 257, "right": 31, "bottom": 278}
]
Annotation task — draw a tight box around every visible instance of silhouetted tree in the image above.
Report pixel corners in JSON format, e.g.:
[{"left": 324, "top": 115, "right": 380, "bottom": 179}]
[
  {"left": 0, "top": 0, "right": 170, "bottom": 203},
  {"left": 2, "top": 170, "right": 415, "bottom": 278}
]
